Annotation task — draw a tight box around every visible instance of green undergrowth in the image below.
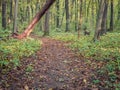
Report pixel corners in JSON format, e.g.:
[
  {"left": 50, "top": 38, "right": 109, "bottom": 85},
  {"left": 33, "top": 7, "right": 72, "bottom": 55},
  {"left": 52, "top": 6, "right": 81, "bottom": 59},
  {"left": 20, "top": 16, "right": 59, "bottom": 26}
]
[
  {"left": 52, "top": 32, "right": 78, "bottom": 42},
  {"left": 0, "top": 37, "right": 41, "bottom": 70},
  {"left": 52, "top": 32, "right": 120, "bottom": 89}
]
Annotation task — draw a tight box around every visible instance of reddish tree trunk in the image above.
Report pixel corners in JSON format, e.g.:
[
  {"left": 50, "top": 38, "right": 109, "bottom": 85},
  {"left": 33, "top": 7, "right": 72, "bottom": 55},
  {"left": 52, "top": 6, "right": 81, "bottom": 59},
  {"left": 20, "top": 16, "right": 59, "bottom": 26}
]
[{"left": 13, "top": 0, "right": 55, "bottom": 39}]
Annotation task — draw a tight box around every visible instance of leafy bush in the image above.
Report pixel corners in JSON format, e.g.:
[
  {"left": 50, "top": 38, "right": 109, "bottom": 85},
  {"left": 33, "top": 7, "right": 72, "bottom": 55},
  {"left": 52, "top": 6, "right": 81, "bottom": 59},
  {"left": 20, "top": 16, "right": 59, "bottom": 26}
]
[
  {"left": 0, "top": 38, "right": 41, "bottom": 69},
  {"left": 52, "top": 32, "right": 78, "bottom": 42},
  {"left": 0, "top": 29, "right": 11, "bottom": 40}
]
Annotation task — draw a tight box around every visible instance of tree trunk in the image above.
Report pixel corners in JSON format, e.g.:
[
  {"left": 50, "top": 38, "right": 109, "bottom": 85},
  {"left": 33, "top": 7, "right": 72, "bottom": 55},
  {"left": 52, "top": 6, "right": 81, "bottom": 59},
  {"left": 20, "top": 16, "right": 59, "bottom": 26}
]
[
  {"left": 91, "top": 0, "right": 95, "bottom": 27},
  {"left": 0, "top": 1, "right": 1, "bottom": 8},
  {"left": 75, "top": 0, "right": 78, "bottom": 31},
  {"left": 2, "top": 0, "right": 7, "bottom": 29},
  {"left": 86, "top": 0, "right": 91, "bottom": 20},
  {"left": 65, "top": 0, "right": 70, "bottom": 32},
  {"left": 78, "top": 0, "right": 83, "bottom": 38},
  {"left": 101, "top": 0, "right": 108, "bottom": 35},
  {"left": 56, "top": 0, "right": 60, "bottom": 29},
  {"left": 59, "top": 7, "right": 65, "bottom": 28},
  {"left": 117, "top": 0, "right": 120, "bottom": 20},
  {"left": 20, "top": 8, "right": 24, "bottom": 23},
  {"left": 43, "top": 9, "right": 50, "bottom": 36},
  {"left": 13, "top": 0, "right": 55, "bottom": 39},
  {"left": 10, "top": 0, "right": 13, "bottom": 20},
  {"left": 13, "top": 0, "right": 19, "bottom": 33},
  {"left": 93, "top": 0, "right": 105, "bottom": 41},
  {"left": 109, "top": 0, "right": 113, "bottom": 31}
]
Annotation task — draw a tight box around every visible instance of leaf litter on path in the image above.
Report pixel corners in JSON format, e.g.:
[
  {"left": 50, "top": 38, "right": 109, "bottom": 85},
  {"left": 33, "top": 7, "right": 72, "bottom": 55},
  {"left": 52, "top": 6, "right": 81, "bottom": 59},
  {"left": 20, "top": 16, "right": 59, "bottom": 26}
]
[{"left": 0, "top": 37, "right": 97, "bottom": 90}]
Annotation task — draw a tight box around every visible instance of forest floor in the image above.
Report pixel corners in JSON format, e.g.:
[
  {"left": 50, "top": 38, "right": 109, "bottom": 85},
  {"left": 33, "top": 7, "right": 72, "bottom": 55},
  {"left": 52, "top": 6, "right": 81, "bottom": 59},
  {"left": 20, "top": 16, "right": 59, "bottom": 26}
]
[{"left": 0, "top": 37, "right": 98, "bottom": 90}]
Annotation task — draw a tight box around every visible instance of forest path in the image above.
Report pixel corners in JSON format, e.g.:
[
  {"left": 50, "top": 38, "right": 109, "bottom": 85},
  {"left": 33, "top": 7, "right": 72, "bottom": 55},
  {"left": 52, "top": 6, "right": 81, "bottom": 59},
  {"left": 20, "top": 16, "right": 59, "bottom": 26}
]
[{"left": 1, "top": 37, "right": 95, "bottom": 90}]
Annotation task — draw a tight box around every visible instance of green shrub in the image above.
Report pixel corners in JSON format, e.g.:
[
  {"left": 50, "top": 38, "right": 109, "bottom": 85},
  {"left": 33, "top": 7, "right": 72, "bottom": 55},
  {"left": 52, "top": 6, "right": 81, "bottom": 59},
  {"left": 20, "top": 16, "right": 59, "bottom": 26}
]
[
  {"left": 77, "top": 33, "right": 120, "bottom": 89},
  {"left": 52, "top": 32, "right": 78, "bottom": 42},
  {"left": 0, "top": 29, "right": 11, "bottom": 40},
  {"left": 0, "top": 38, "right": 41, "bottom": 69}
]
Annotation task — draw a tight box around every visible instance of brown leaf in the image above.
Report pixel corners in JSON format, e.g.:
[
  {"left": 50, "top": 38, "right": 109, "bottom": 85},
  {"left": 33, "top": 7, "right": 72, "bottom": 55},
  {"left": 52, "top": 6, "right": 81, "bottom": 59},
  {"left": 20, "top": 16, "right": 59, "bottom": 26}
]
[{"left": 24, "top": 85, "right": 29, "bottom": 90}]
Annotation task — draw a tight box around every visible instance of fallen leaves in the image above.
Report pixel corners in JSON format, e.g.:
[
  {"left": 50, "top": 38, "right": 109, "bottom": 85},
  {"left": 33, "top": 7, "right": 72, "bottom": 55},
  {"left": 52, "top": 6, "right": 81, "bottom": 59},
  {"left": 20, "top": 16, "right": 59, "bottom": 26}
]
[{"left": 0, "top": 37, "right": 98, "bottom": 89}]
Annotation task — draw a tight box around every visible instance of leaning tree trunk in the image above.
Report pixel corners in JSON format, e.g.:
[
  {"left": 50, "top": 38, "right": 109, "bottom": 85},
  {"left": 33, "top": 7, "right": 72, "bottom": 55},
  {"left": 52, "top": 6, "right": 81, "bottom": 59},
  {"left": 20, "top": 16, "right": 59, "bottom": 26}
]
[{"left": 13, "top": 0, "right": 55, "bottom": 39}]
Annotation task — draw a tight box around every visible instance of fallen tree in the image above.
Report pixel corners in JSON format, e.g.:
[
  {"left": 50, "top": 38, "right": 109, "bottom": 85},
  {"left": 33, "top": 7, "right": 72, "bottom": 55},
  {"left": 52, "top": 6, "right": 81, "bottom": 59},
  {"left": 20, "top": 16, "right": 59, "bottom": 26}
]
[{"left": 13, "top": 0, "right": 55, "bottom": 39}]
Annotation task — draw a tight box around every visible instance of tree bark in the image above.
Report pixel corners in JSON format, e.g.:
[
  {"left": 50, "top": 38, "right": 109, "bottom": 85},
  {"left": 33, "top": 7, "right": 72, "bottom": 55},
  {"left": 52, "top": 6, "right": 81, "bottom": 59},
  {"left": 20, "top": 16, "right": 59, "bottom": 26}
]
[
  {"left": 65, "top": 0, "right": 70, "bottom": 32},
  {"left": 93, "top": 0, "right": 105, "bottom": 41},
  {"left": 56, "top": 0, "right": 60, "bottom": 29},
  {"left": 59, "top": 5, "right": 65, "bottom": 28},
  {"left": 78, "top": 0, "right": 83, "bottom": 38},
  {"left": 43, "top": 8, "right": 50, "bottom": 36},
  {"left": 10, "top": 0, "right": 13, "bottom": 20},
  {"left": 13, "top": 0, "right": 55, "bottom": 39},
  {"left": 101, "top": 0, "right": 108, "bottom": 35},
  {"left": 2, "top": 0, "right": 7, "bottom": 29},
  {"left": 117, "top": 0, "right": 120, "bottom": 20},
  {"left": 13, "top": 0, "right": 19, "bottom": 33},
  {"left": 109, "top": 0, "right": 113, "bottom": 31},
  {"left": 26, "top": 0, "right": 30, "bottom": 23},
  {"left": 75, "top": 0, "right": 78, "bottom": 31},
  {"left": 91, "top": 0, "right": 95, "bottom": 27}
]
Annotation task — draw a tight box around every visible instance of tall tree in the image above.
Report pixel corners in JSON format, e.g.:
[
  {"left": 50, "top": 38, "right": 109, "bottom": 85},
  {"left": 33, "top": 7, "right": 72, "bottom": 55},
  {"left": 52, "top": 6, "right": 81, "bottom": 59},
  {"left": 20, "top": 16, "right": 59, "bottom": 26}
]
[
  {"left": 26, "top": 0, "right": 31, "bottom": 23},
  {"left": 86, "top": 0, "right": 91, "bottom": 20},
  {"left": 101, "top": 0, "right": 108, "bottom": 35},
  {"left": 43, "top": 5, "right": 50, "bottom": 36},
  {"left": 59, "top": 2, "right": 65, "bottom": 28},
  {"left": 56, "top": 0, "right": 60, "bottom": 29},
  {"left": 117, "top": 0, "right": 120, "bottom": 20},
  {"left": 109, "top": 0, "right": 114, "bottom": 31},
  {"left": 78, "top": 0, "right": 83, "bottom": 38},
  {"left": 93, "top": 0, "right": 106, "bottom": 41},
  {"left": 2, "top": 0, "right": 7, "bottom": 29},
  {"left": 75, "top": 0, "right": 78, "bottom": 31},
  {"left": 9, "top": 0, "right": 13, "bottom": 20},
  {"left": 65, "top": 0, "right": 70, "bottom": 32},
  {"left": 0, "top": 1, "right": 1, "bottom": 8},
  {"left": 13, "top": 0, "right": 19, "bottom": 33},
  {"left": 91, "top": 0, "right": 95, "bottom": 27}
]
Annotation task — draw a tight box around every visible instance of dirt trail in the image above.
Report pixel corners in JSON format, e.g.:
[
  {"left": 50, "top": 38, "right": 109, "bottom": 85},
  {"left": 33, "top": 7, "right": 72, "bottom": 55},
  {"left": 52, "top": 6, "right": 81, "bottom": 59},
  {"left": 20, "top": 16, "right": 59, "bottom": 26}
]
[{"left": 0, "top": 37, "right": 94, "bottom": 90}]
